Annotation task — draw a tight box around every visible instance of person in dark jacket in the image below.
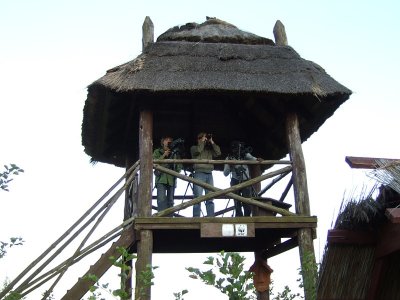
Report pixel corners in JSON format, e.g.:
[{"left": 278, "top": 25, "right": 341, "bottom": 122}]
[{"left": 224, "top": 141, "right": 258, "bottom": 217}]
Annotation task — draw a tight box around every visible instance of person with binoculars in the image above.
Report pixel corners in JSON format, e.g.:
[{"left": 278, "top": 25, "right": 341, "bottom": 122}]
[
  {"left": 153, "top": 136, "right": 182, "bottom": 214},
  {"left": 190, "top": 132, "right": 221, "bottom": 217}
]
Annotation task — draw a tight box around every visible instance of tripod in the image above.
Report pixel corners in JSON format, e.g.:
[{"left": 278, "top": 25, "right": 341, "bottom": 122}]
[{"left": 228, "top": 143, "right": 258, "bottom": 217}]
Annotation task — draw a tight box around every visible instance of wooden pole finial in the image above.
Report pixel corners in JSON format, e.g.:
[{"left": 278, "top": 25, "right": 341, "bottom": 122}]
[
  {"left": 142, "top": 16, "right": 154, "bottom": 51},
  {"left": 273, "top": 20, "right": 288, "bottom": 46}
]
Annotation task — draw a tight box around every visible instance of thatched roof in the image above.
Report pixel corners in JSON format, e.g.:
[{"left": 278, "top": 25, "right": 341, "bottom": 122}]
[
  {"left": 82, "top": 18, "right": 352, "bottom": 167},
  {"left": 317, "top": 186, "right": 400, "bottom": 299}
]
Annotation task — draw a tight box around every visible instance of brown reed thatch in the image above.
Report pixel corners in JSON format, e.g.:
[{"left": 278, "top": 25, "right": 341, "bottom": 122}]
[
  {"left": 317, "top": 186, "right": 400, "bottom": 299},
  {"left": 82, "top": 17, "right": 352, "bottom": 167}
]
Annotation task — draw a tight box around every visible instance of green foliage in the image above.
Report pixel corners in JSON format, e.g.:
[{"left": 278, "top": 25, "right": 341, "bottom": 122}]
[
  {"left": 188, "top": 251, "right": 309, "bottom": 300},
  {"left": 84, "top": 246, "right": 158, "bottom": 300},
  {"left": 41, "top": 291, "right": 55, "bottom": 300},
  {"left": 1, "top": 279, "right": 24, "bottom": 300},
  {"left": 173, "top": 289, "right": 188, "bottom": 300},
  {"left": 0, "top": 237, "right": 24, "bottom": 259},
  {"left": 84, "top": 246, "right": 136, "bottom": 300},
  {"left": 298, "top": 251, "right": 317, "bottom": 300},
  {"left": 2, "top": 291, "right": 23, "bottom": 300},
  {"left": 0, "top": 171, "right": 25, "bottom": 299},
  {"left": 111, "top": 247, "right": 137, "bottom": 299},
  {"left": 270, "top": 284, "right": 302, "bottom": 300},
  {"left": 82, "top": 273, "right": 111, "bottom": 300},
  {"left": 186, "top": 251, "right": 256, "bottom": 300},
  {"left": 136, "top": 263, "right": 157, "bottom": 298},
  {"left": 0, "top": 164, "right": 24, "bottom": 192}
]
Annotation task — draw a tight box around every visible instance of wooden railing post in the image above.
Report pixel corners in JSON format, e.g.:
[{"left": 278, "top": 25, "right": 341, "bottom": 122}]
[
  {"left": 135, "top": 109, "right": 153, "bottom": 300},
  {"left": 286, "top": 112, "right": 316, "bottom": 300}
]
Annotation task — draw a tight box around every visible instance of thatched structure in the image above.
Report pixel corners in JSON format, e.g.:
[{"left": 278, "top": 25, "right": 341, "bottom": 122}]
[
  {"left": 317, "top": 186, "right": 400, "bottom": 300},
  {"left": 82, "top": 17, "right": 351, "bottom": 167},
  {"left": 78, "top": 17, "right": 353, "bottom": 300}
]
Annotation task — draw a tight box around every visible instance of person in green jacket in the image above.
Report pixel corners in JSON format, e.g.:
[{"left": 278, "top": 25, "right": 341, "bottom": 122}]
[
  {"left": 153, "top": 136, "right": 182, "bottom": 214},
  {"left": 190, "top": 132, "right": 221, "bottom": 217}
]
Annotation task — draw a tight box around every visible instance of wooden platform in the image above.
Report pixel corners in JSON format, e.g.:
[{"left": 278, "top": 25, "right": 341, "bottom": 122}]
[{"left": 131, "top": 216, "right": 317, "bottom": 255}]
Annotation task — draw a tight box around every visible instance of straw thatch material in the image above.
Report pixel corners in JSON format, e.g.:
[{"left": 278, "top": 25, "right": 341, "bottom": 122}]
[
  {"left": 369, "top": 159, "right": 400, "bottom": 194},
  {"left": 82, "top": 17, "right": 351, "bottom": 167},
  {"left": 318, "top": 244, "right": 375, "bottom": 299},
  {"left": 94, "top": 42, "right": 344, "bottom": 96},
  {"left": 317, "top": 186, "right": 400, "bottom": 299}
]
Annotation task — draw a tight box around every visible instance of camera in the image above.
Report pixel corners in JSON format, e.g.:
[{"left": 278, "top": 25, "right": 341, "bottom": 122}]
[
  {"left": 167, "top": 138, "right": 185, "bottom": 154},
  {"left": 230, "top": 141, "right": 252, "bottom": 159}
]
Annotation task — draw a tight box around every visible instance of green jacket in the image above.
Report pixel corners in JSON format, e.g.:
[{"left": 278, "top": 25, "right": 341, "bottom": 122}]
[
  {"left": 153, "top": 148, "right": 182, "bottom": 186},
  {"left": 190, "top": 141, "right": 221, "bottom": 173}
]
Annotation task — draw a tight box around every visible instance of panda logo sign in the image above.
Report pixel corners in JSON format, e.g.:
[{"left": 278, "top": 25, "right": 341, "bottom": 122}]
[{"left": 235, "top": 224, "right": 248, "bottom": 236}]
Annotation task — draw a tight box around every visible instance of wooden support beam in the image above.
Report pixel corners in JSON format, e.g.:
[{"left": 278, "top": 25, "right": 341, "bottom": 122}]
[
  {"left": 134, "top": 216, "right": 317, "bottom": 227},
  {"left": 250, "top": 165, "right": 270, "bottom": 300},
  {"left": 135, "top": 110, "right": 153, "bottom": 300},
  {"left": 153, "top": 158, "right": 291, "bottom": 165},
  {"left": 327, "top": 229, "right": 377, "bottom": 245},
  {"left": 61, "top": 228, "right": 135, "bottom": 300},
  {"left": 279, "top": 176, "right": 293, "bottom": 202},
  {"left": 286, "top": 113, "right": 310, "bottom": 216},
  {"left": 257, "top": 170, "right": 291, "bottom": 197},
  {"left": 262, "top": 237, "right": 298, "bottom": 259},
  {"left": 345, "top": 156, "right": 399, "bottom": 169},
  {"left": 286, "top": 112, "right": 316, "bottom": 300}
]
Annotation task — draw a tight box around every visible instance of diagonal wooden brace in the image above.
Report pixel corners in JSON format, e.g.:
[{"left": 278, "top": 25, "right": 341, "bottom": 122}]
[{"left": 153, "top": 165, "right": 294, "bottom": 217}]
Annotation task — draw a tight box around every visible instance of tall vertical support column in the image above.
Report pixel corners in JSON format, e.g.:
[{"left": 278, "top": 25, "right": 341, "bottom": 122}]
[
  {"left": 250, "top": 165, "right": 270, "bottom": 300},
  {"left": 286, "top": 112, "right": 317, "bottom": 300},
  {"left": 134, "top": 110, "right": 153, "bottom": 300},
  {"left": 134, "top": 17, "right": 155, "bottom": 300}
]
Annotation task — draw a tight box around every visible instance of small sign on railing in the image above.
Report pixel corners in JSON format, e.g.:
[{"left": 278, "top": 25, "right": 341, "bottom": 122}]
[
  {"left": 201, "top": 223, "right": 255, "bottom": 238},
  {"left": 235, "top": 224, "right": 248, "bottom": 236}
]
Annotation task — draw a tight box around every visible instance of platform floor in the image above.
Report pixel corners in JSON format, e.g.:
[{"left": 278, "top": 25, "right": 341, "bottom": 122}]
[{"left": 131, "top": 216, "right": 317, "bottom": 254}]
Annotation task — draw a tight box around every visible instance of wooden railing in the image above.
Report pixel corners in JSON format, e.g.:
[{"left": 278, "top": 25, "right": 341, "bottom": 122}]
[{"left": 147, "top": 159, "right": 293, "bottom": 217}]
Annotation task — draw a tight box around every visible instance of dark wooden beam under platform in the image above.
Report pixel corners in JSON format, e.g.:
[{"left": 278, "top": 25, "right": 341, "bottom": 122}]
[{"left": 130, "top": 216, "right": 317, "bottom": 253}]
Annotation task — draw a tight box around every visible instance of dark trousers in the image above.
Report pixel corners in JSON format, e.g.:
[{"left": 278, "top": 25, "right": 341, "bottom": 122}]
[{"left": 231, "top": 178, "right": 252, "bottom": 217}]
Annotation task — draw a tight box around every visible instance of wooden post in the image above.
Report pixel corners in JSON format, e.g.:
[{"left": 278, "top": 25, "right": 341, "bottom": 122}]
[
  {"left": 135, "top": 110, "right": 153, "bottom": 300},
  {"left": 249, "top": 165, "right": 270, "bottom": 300},
  {"left": 123, "top": 159, "right": 137, "bottom": 299},
  {"left": 286, "top": 112, "right": 316, "bottom": 300},
  {"left": 142, "top": 16, "right": 154, "bottom": 51},
  {"left": 273, "top": 20, "right": 288, "bottom": 46}
]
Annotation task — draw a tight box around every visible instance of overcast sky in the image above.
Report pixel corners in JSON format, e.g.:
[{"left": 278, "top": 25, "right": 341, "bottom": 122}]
[{"left": 1, "top": 1, "right": 400, "bottom": 299}]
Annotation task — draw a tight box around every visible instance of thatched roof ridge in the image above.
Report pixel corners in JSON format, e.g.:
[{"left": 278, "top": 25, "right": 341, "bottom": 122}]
[
  {"left": 91, "top": 41, "right": 350, "bottom": 98},
  {"left": 156, "top": 17, "right": 275, "bottom": 45}
]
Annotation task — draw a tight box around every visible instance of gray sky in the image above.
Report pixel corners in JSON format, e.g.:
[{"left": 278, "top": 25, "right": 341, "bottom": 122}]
[{"left": 1, "top": 0, "right": 400, "bottom": 299}]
